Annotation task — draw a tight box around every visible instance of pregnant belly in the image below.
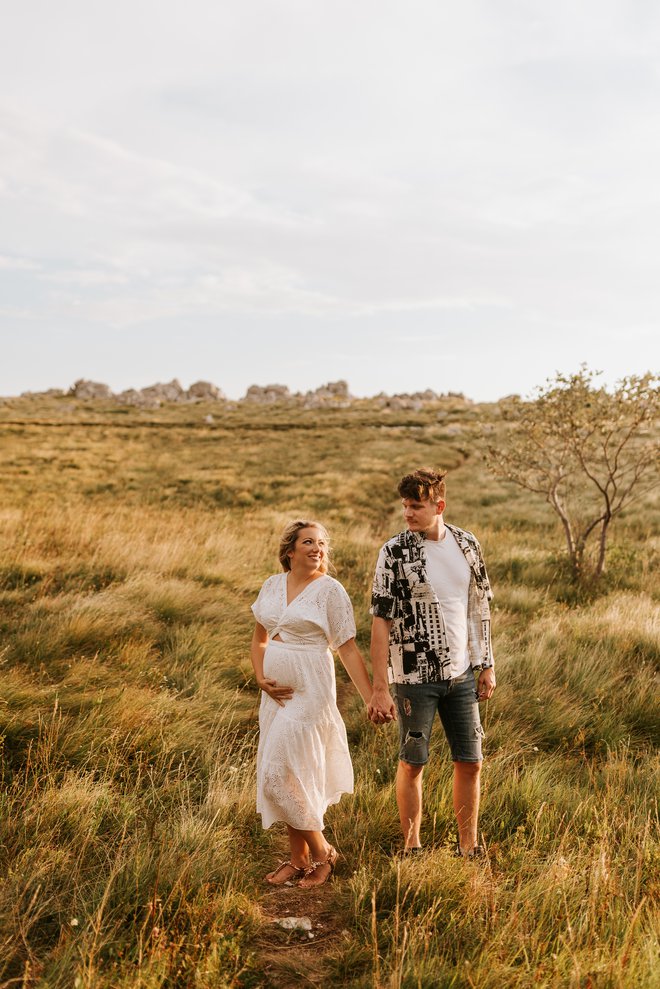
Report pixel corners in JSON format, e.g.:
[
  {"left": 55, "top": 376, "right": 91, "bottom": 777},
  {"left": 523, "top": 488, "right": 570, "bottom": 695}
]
[
  {"left": 263, "top": 641, "right": 335, "bottom": 696},
  {"left": 263, "top": 643, "right": 308, "bottom": 692}
]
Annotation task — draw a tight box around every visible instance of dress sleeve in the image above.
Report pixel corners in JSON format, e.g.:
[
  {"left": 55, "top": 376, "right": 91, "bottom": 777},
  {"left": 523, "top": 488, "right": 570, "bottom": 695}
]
[
  {"left": 251, "top": 576, "right": 274, "bottom": 628},
  {"left": 326, "top": 581, "right": 357, "bottom": 650},
  {"left": 370, "top": 545, "right": 397, "bottom": 619}
]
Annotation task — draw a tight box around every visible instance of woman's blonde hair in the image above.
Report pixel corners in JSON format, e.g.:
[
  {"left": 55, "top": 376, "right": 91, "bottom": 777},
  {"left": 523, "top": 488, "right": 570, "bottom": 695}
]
[{"left": 278, "top": 519, "right": 330, "bottom": 573}]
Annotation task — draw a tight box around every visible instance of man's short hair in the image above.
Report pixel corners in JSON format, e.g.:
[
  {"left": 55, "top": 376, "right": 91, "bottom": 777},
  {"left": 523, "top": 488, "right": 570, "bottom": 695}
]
[{"left": 398, "top": 467, "right": 447, "bottom": 503}]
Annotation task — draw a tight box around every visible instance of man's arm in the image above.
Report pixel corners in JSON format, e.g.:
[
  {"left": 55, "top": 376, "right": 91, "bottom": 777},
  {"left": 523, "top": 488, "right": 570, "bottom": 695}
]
[
  {"left": 477, "top": 666, "right": 496, "bottom": 700},
  {"left": 471, "top": 535, "right": 496, "bottom": 700},
  {"left": 368, "top": 616, "right": 397, "bottom": 723}
]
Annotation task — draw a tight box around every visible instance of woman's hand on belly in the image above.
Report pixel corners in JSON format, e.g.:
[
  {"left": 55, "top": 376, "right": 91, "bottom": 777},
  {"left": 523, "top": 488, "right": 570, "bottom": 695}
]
[{"left": 257, "top": 677, "right": 294, "bottom": 706}]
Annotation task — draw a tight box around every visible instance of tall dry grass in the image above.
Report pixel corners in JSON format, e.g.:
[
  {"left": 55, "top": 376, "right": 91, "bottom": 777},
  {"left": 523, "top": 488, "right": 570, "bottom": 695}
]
[{"left": 0, "top": 396, "right": 657, "bottom": 987}]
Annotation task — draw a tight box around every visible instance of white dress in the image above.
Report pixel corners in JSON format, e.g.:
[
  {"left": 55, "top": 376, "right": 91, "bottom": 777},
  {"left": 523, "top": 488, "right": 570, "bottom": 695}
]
[{"left": 251, "top": 573, "right": 357, "bottom": 831}]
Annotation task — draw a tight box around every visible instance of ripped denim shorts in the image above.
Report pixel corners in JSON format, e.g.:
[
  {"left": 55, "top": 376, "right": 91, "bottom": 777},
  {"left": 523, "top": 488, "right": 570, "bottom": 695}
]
[{"left": 392, "top": 668, "right": 484, "bottom": 765}]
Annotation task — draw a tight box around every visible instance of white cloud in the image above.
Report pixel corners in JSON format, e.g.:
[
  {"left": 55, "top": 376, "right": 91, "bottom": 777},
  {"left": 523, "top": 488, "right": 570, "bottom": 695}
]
[
  {"left": 1, "top": 1, "right": 659, "bottom": 397},
  {"left": 0, "top": 255, "right": 40, "bottom": 271}
]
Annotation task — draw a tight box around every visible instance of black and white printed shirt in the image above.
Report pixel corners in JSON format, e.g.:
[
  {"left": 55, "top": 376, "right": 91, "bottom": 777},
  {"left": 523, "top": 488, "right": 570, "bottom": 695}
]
[{"left": 370, "top": 523, "right": 494, "bottom": 685}]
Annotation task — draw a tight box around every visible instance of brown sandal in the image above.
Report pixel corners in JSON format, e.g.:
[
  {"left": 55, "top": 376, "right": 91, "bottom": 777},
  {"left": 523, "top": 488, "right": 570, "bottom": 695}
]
[
  {"left": 264, "top": 860, "right": 307, "bottom": 885},
  {"left": 298, "top": 846, "right": 338, "bottom": 889}
]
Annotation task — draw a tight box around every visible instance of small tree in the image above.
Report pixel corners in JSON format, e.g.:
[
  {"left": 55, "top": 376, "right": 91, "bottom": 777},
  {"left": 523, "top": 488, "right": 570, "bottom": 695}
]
[{"left": 486, "top": 367, "right": 659, "bottom": 584}]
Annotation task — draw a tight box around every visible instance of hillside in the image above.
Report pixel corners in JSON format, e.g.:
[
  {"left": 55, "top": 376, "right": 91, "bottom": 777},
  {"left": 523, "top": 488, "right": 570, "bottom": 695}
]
[{"left": 0, "top": 394, "right": 657, "bottom": 988}]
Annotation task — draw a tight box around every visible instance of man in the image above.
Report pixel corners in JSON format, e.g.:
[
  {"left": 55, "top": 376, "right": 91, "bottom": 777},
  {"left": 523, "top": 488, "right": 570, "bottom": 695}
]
[{"left": 368, "top": 467, "right": 495, "bottom": 857}]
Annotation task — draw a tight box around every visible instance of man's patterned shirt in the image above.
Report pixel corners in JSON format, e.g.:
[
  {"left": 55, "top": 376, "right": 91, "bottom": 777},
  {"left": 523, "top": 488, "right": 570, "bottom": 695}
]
[{"left": 370, "top": 523, "right": 494, "bottom": 685}]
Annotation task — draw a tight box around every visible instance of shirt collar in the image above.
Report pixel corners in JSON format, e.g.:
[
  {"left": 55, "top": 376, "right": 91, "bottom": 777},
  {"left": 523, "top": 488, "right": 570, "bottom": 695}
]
[{"left": 403, "top": 529, "right": 425, "bottom": 547}]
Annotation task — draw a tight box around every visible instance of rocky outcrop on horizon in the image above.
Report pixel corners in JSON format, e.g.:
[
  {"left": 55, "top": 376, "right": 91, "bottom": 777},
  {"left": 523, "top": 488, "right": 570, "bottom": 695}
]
[
  {"left": 303, "top": 380, "right": 351, "bottom": 408},
  {"left": 17, "top": 379, "right": 472, "bottom": 409},
  {"left": 373, "top": 389, "right": 470, "bottom": 411},
  {"left": 243, "top": 383, "right": 292, "bottom": 404},
  {"left": 68, "top": 380, "right": 113, "bottom": 400},
  {"left": 187, "top": 380, "right": 224, "bottom": 401},
  {"left": 66, "top": 378, "right": 226, "bottom": 408},
  {"left": 243, "top": 380, "right": 353, "bottom": 407}
]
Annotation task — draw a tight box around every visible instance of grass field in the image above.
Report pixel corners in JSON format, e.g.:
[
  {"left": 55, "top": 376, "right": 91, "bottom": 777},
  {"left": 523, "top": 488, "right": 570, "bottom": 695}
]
[{"left": 0, "top": 393, "right": 658, "bottom": 988}]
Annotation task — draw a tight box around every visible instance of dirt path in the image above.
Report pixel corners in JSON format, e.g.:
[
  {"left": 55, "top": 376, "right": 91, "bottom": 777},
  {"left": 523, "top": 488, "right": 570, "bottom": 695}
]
[{"left": 254, "top": 854, "right": 352, "bottom": 987}]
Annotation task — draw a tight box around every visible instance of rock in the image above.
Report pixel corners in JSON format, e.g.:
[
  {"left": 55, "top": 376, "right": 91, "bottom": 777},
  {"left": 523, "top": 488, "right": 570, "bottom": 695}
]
[
  {"left": 372, "top": 389, "right": 472, "bottom": 410},
  {"left": 116, "top": 389, "right": 160, "bottom": 408},
  {"left": 20, "top": 388, "right": 65, "bottom": 398},
  {"left": 382, "top": 396, "right": 421, "bottom": 410},
  {"left": 373, "top": 391, "right": 433, "bottom": 410},
  {"left": 303, "top": 394, "right": 351, "bottom": 409},
  {"left": 68, "top": 379, "right": 113, "bottom": 399},
  {"left": 274, "top": 916, "right": 313, "bottom": 932},
  {"left": 301, "top": 380, "right": 353, "bottom": 408},
  {"left": 140, "top": 379, "right": 185, "bottom": 403},
  {"left": 19, "top": 377, "right": 475, "bottom": 409},
  {"left": 204, "top": 414, "right": 214, "bottom": 424},
  {"left": 107, "top": 379, "right": 224, "bottom": 406},
  {"left": 243, "top": 384, "right": 291, "bottom": 404},
  {"left": 188, "top": 380, "right": 225, "bottom": 401},
  {"left": 313, "top": 380, "right": 351, "bottom": 399}
]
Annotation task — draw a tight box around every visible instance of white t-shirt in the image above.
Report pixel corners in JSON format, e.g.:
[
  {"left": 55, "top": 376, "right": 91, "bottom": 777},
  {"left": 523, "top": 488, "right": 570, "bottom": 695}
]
[{"left": 423, "top": 529, "right": 471, "bottom": 678}]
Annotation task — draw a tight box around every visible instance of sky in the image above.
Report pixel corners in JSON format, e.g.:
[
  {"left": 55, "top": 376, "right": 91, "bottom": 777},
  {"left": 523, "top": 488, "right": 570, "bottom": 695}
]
[{"left": 1, "top": 0, "right": 659, "bottom": 400}]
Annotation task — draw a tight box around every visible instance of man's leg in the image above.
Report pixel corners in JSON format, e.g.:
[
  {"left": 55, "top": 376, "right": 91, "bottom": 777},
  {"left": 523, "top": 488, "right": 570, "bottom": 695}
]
[
  {"left": 453, "top": 760, "right": 481, "bottom": 855},
  {"left": 396, "top": 760, "right": 425, "bottom": 848},
  {"left": 392, "top": 683, "right": 436, "bottom": 849},
  {"left": 438, "top": 671, "right": 485, "bottom": 856}
]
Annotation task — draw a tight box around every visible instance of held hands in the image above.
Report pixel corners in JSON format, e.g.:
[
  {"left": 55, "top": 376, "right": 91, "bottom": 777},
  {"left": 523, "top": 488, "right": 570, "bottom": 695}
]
[
  {"left": 366, "top": 670, "right": 495, "bottom": 723},
  {"left": 258, "top": 678, "right": 294, "bottom": 707},
  {"left": 367, "top": 687, "right": 397, "bottom": 725},
  {"left": 477, "top": 667, "right": 496, "bottom": 701}
]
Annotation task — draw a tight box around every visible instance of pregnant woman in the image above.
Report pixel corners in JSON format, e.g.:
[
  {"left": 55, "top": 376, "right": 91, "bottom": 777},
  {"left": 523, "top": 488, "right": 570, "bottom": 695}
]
[{"left": 250, "top": 519, "right": 374, "bottom": 888}]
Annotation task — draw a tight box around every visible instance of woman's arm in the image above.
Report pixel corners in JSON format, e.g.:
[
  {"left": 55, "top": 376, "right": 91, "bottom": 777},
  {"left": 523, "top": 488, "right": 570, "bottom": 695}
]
[
  {"left": 250, "top": 622, "right": 294, "bottom": 707},
  {"left": 336, "top": 638, "right": 373, "bottom": 705}
]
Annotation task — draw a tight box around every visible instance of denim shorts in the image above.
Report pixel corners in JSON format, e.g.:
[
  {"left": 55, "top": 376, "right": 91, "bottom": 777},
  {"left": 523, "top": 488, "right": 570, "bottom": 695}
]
[{"left": 392, "top": 668, "right": 484, "bottom": 765}]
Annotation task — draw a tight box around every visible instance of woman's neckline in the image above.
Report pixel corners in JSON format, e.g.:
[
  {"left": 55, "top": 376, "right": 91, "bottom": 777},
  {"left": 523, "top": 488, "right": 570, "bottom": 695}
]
[{"left": 284, "top": 571, "right": 328, "bottom": 607}]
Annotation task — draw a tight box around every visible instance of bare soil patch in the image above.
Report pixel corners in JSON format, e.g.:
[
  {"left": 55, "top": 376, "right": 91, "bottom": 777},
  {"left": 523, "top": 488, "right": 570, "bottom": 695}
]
[{"left": 255, "top": 848, "right": 352, "bottom": 987}]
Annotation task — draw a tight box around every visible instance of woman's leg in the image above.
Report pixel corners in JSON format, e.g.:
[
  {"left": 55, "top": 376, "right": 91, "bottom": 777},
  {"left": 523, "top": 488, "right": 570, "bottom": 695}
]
[
  {"left": 287, "top": 825, "right": 311, "bottom": 867},
  {"left": 294, "top": 828, "right": 331, "bottom": 862},
  {"left": 264, "top": 825, "right": 311, "bottom": 884},
  {"left": 296, "top": 829, "right": 337, "bottom": 888}
]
